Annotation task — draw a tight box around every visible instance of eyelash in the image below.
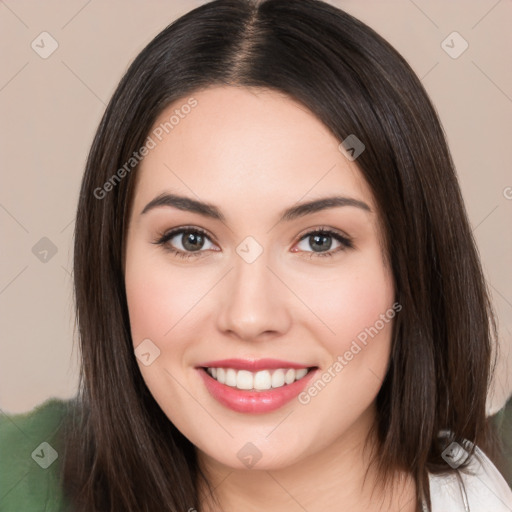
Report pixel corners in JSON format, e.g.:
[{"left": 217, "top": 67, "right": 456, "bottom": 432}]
[{"left": 152, "top": 226, "right": 354, "bottom": 260}]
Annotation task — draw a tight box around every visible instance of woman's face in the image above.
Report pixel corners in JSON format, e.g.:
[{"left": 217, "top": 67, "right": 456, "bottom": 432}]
[{"left": 124, "top": 85, "right": 395, "bottom": 471}]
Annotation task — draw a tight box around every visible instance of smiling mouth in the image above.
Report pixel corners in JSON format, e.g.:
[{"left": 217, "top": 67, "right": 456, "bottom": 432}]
[{"left": 201, "top": 366, "right": 316, "bottom": 391}]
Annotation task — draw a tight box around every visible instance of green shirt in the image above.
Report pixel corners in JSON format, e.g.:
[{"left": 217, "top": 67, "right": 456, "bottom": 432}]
[
  {"left": 491, "top": 398, "right": 512, "bottom": 485},
  {"left": 0, "top": 398, "right": 72, "bottom": 511}
]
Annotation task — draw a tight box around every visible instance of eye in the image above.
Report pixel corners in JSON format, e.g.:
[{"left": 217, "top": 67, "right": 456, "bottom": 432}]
[
  {"left": 153, "top": 226, "right": 353, "bottom": 261},
  {"left": 153, "top": 227, "right": 218, "bottom": 259},
  {"left": 293, "top": 228, "right": 353, "bottom": 258}
]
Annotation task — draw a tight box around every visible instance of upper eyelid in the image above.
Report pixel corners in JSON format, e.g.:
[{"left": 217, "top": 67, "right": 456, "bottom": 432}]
[
  {"left": 296, "top": 225, "right": 351, "bottom": 242},
  {"left": 158, "top": 226, "right": 215, "bottom": 242}
]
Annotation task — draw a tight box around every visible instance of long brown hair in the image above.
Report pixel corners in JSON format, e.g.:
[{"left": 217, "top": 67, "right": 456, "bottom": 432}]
[{"left": 62, "top": 0, "right": 499, "bottom": 510}]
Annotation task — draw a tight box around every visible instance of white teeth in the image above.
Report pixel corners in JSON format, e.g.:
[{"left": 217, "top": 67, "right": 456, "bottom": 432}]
[
  {"left": 284, "top": 369, "right": 295, "bottom": 385},
  {"left": 205, "top": 367, "right": 311, "bottom": 391},
  {"left": 254, "top": 370, "right": 271, "bottom": 390},
  {"left": 237, "top": 370, "right": 253, "bottom": 390},
  {"left": 271, "top": 369, "right": 285, "bottom": 388},
  {"left": 225, "top": 368, "right": 237, "bottom": 387},
  {"left": 216, "top": 367, "right": 226, "bottom": 384},
  {"left": 295, "top": 368, "right": 308, "bottom": 380}
]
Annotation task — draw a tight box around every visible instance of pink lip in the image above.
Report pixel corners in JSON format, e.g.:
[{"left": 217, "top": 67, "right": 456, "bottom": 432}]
[
  {"left": 197, "top": 358, "right": 312, "bottom": 371},
  {"left": 197, "top": 366, "right": 318, "bottom": 414}
]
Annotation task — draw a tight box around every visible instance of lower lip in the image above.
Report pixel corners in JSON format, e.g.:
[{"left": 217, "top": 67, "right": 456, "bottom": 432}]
[{"left": 197, "top": 367, "right": 318, "bottom": 414}]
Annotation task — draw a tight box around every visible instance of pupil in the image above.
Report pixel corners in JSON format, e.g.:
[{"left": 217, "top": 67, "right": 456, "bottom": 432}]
[
  {"left": 183, "top": 231, "right": 203, "bottom": 251},
  {"left": 311, "top": 234, "right": 331, "bottom": 252}
]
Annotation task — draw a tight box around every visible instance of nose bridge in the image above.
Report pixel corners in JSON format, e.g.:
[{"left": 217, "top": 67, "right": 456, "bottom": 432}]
[{"left": 216, "top": 245, "right": 291, "bottom": 339}]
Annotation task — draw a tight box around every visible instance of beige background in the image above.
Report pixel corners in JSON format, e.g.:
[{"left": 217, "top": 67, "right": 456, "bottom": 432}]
[{"left": 0, "top": 0, "right": 511, "bottom": 414}]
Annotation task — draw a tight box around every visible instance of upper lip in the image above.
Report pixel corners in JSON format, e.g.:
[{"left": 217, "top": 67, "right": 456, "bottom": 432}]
[{"left": 197, "top": 358, "right": 315, "bottom": 371}]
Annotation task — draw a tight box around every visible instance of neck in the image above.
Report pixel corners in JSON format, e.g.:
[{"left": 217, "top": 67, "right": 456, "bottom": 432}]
[{"left": 196, "top": 404, "right": 417, "bottom": 512}]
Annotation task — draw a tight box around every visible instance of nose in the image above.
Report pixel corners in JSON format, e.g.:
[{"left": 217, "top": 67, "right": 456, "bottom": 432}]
[{"left": 216, "top": 251, "right": 292, "bottom": 342}]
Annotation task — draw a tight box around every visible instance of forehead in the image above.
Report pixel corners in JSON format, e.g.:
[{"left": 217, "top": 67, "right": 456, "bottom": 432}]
[{"left": 133, "top": 86, "right": 375, "bottom": 217}]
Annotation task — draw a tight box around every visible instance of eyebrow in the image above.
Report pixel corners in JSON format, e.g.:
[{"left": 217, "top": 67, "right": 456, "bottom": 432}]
[{"left": 140, "top": 192, "right": 371, "bottom": 223}]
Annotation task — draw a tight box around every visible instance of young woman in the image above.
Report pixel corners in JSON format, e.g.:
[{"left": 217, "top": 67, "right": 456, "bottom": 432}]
[{"left": 1, "top": 0, "right": 511, "bottom": 511}]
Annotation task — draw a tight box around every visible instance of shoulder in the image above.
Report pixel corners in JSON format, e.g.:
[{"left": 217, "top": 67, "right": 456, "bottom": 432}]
[
  {"left": 428, "top": 444, "right": 512, "bottom": 512},
  {"left": 0, "top": 397, "right": 76, "bottom": 512}
]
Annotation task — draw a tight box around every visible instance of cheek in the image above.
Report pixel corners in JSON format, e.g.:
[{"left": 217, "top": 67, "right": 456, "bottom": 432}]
[
  {"left": 124, "top": 244, "right": 202, "bottom": 349},
  {"left": 125, "top": 268, "right": 174, "bottom": 346},
  {"left": 291, "top": 248, "right": 395, "bottom": 355},
  {"left": 124, "top": 245, "right": 207, "bottom": 411},
  {"left": 291, "top": 248, "right": 395, "bottom": 430}
]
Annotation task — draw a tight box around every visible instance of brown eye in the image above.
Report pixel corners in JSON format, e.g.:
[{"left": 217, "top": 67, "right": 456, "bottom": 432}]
[{"left": 179, "top": 230, "right": 206, "bottom": 251}]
